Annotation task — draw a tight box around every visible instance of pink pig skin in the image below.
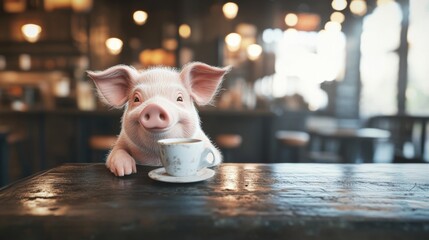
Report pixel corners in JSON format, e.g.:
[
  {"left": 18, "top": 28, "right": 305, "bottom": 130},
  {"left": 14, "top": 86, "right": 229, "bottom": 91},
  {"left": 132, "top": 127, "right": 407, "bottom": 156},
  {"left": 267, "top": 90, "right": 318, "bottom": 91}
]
[{"left": 87, "top": 62, "right": 230, "bottom": 177}]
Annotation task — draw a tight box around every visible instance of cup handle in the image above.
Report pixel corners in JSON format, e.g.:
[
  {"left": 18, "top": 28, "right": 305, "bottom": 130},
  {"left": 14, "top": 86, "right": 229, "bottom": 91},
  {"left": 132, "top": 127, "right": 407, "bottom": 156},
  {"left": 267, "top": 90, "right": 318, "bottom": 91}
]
[{"left": 199, "top": 147, "right": 216, "bottom": 169}]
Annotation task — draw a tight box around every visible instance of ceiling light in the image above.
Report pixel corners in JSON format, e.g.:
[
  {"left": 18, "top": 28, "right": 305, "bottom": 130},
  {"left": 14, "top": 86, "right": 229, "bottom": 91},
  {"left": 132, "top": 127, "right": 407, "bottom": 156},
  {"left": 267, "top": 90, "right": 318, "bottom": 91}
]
[
  {"left": 247, "top": 44, "right": 263, "bottom": 61},
  {"left": 21, "top": 24, "right": 42, "bottom": 43},
  {"left": 225, "top": 33, "right": 242, "bottom": 52},
  {"left": 330, "top": 12, "right": 345, "bottom": 24},
  {"left": 285, "top": 13, "right": 298, "bottom": 27},
  {"left": 105, "top": 38, "right": 123, "bottom": 55},
  {"left": 133, "top": 11, "right": 148, "bottom": 25},
  {"left": 179, "top": 24, "right": 191, "bottom": 39},
  {"left": 331, "top": 0, "right": 348, "bottom": 11},
  {"left": 350, "top": 0, "right": 367, "bottom": 16},
  {"left": 223, "top": 2, "right": 239, "bottom": 19}
]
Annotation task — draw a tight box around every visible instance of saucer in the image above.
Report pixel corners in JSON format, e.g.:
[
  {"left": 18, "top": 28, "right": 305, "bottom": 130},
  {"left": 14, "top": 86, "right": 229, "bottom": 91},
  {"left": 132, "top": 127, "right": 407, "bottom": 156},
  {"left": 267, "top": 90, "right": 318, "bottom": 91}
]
[{"left": 148, "top": 168, "right": 215, "bottom": 183}]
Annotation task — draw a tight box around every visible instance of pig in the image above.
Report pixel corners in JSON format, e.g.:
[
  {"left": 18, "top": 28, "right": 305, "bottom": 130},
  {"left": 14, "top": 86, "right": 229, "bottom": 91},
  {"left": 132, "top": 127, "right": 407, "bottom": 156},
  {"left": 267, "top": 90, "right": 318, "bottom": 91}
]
[{"left": 87, "top": 62, "right": 230, "bottom": 176}]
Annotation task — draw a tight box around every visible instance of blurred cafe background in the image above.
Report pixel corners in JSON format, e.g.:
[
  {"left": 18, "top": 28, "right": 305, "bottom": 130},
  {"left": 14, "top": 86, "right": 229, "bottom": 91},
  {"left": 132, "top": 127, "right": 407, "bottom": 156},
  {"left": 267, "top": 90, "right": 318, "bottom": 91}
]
[{"left": 1, "top": 0, "right": 428, "bottom": 186}]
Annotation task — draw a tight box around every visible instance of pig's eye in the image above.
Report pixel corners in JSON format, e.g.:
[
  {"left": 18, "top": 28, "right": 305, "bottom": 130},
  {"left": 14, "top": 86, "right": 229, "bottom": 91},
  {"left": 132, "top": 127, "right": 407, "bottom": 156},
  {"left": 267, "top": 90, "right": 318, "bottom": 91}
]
[
  {"left": 176, "top": 96, "right": 183, "bottom": 102},
  {"left": 133, "top": 96, "right": 140, "bottom": 103}
]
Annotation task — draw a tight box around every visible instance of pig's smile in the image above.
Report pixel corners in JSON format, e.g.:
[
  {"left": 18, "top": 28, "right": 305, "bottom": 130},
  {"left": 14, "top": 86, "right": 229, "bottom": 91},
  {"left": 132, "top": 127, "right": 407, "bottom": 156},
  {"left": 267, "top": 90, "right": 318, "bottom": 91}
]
[
  {"left": 140, "top": 120, "right": 178, "bottom": 137},
  {"left": 140, "top": 118, "right": 195, "bottom": 140},
  {"left": 141, "top": 123, "right": 173, "bottom": 133},
  {"left": 144, "top": 126, "right": 172, "bottom": 134}
]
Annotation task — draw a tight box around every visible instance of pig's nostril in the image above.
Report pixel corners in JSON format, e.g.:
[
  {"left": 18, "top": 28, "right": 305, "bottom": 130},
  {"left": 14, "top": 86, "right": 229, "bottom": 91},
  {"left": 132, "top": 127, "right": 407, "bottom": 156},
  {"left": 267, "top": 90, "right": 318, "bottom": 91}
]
[
  {"left": 159, "top": 113, "right": 166, "bottom": 121},
  {"left": 145, "top": 114, "right": 150, "bottom": 120}
]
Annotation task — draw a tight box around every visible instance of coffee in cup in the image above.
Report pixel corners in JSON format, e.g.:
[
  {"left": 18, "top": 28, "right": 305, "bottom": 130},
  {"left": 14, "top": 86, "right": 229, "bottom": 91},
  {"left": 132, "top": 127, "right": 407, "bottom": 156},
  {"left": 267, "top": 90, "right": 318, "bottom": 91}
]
[{"left": 158, "top": 138, "right": 215, "bottom": 177}]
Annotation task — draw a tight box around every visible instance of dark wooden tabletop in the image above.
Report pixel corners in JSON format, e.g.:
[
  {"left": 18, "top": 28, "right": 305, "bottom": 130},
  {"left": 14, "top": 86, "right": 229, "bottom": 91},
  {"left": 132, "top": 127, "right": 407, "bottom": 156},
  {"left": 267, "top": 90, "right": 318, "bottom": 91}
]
[{"left": 0, "top": 163, "right": 428, "bottom": 240}]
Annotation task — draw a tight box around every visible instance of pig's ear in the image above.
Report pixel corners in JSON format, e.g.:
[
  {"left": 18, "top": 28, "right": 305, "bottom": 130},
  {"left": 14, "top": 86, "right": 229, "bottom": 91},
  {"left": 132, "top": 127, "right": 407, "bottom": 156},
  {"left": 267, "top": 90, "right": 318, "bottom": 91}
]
[
  {"left": 87, "top": 65, "right": 138, "bottom": 108},
  {"left": 180, "top": 62, "right": 231, "bottom": 105}
]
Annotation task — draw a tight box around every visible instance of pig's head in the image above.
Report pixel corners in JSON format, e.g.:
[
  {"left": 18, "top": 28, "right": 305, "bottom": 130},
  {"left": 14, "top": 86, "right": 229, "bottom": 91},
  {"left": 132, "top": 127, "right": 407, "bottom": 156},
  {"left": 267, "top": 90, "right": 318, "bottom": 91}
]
[{"left": 87, "top": 62, "right": 230, "bottom": 151}]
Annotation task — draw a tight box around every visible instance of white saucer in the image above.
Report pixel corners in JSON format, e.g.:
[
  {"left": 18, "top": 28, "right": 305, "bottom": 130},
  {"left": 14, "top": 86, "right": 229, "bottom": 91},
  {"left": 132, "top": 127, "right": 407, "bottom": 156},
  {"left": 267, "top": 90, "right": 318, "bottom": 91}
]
[{"left": 148, "top": 168, "right": 215, "bottom": 183}]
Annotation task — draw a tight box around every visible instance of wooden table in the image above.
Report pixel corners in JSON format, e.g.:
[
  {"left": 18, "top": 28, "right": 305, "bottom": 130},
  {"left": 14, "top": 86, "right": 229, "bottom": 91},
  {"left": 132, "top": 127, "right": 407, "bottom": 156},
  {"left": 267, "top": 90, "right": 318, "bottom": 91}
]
[
  {"left": 308, "top": 128, "right": 391, "bottom": 163},
  {"left": 0, "top": 163, "right": 428, "bottom": 239}
]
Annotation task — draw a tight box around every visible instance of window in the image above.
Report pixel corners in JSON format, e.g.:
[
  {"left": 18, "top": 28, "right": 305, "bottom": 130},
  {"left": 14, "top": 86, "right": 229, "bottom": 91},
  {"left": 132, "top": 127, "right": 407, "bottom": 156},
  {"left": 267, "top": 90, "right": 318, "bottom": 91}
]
[
  {"left": 407, "top": 0, "right": 429, "bottom": 115},
  {"left": 360, "top": 0, "right": 429, "bottom": 117},
  {"left": 360, "top": 1, "right": 402, "bottom": 117},
  {"left": 256, "top": 28, "right": 346, "bottom": 111}
]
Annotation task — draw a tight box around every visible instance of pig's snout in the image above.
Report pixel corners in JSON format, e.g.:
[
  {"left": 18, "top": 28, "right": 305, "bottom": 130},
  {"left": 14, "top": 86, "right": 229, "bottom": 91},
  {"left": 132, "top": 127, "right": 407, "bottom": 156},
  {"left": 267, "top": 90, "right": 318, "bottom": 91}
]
[{"left": 140, "top": 104, "right": 171, "bottom": 130}]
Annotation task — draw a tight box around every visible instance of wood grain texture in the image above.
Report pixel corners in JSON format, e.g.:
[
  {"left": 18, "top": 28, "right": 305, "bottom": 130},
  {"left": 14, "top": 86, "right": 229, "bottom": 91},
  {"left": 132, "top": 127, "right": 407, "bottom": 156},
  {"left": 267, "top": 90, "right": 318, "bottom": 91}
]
[{"left": 0, "top": 163, "right": 428, "bottom": 239}]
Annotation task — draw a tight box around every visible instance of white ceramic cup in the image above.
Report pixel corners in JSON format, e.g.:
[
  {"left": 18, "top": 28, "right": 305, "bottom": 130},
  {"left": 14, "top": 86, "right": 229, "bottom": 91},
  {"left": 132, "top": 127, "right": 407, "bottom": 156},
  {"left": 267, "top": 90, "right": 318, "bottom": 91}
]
[{"left": 158, "top": 138, "right": 215, "bottom": 177}]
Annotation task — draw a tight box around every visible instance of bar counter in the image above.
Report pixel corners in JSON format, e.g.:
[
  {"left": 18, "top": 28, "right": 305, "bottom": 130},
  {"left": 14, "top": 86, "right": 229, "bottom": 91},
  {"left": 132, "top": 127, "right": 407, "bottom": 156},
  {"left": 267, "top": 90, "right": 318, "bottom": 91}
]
[{"left": 0, "top": 163, "right": 428, "bottom": 239}]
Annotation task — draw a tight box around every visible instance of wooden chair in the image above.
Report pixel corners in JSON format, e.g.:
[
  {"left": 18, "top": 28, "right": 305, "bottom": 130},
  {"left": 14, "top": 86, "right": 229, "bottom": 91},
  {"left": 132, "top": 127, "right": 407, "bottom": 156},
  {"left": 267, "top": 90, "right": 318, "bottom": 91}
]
[
  {"left": 215, "top": 134, "right": 242, "bottom": 163},
  {"left": 366, "top": 115, "right": 429, "bottom": 163},
  {"left": 0, "top": 127, "right": 31, "bottom": 187},
  {"left": 276, "top": 130, "right": 309, "bottom": 163},
  {"left": 88, "top": 135, "right": 117, "bottom": 163},
  {"left": 0, "top": 127, "right": 10, "bottom": 187}
]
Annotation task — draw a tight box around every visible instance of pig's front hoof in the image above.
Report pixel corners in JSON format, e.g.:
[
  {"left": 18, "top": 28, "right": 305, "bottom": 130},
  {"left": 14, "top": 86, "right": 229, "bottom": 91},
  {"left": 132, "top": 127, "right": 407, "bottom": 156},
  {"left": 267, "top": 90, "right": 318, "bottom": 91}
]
[
  {"left": 110, "top": 164, "right": 136, "bottom": 177},
  {"left": 106, "top": 151, "right": 137, "bottom": 177}
]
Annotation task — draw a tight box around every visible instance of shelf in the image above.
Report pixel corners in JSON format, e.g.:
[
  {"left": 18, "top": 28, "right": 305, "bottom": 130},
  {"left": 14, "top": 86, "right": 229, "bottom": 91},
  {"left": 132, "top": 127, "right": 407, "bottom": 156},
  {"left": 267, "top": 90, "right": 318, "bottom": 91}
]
[{"left": 0, "top": 40, "right": 82, "bottom": 56}]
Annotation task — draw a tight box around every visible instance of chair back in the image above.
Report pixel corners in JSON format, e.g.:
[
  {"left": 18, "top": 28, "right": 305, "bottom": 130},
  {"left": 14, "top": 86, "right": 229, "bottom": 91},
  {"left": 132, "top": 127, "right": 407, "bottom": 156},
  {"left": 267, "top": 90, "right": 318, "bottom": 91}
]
[{"left": 366, "top": 115, "right": 428, "bottom": 163}]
